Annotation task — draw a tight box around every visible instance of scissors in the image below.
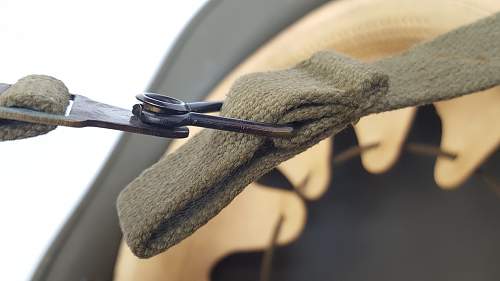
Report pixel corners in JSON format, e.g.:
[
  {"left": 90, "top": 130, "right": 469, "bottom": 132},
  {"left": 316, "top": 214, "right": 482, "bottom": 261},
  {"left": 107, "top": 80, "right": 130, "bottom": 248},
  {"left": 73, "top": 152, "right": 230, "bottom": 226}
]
[{"left": 0, "top": 83, "right": 294, "bottom": 138}]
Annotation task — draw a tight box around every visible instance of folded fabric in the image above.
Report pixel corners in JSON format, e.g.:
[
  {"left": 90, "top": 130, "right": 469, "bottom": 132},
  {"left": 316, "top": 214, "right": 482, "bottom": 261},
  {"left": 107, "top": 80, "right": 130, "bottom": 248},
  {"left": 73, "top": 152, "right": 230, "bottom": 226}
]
[
  {"left": 117, "top": 12, "right": 500, "bottom": 258},
  {"left": 0, "top": 75, "right": 70, "bottom": 141}
]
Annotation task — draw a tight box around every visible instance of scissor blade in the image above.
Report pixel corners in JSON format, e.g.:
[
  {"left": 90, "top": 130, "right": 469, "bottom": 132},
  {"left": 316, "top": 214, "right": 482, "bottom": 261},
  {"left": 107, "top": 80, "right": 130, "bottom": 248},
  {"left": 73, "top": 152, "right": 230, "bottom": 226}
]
[{"left": 0, "top": 84, "right": 188, "bottom": 138}]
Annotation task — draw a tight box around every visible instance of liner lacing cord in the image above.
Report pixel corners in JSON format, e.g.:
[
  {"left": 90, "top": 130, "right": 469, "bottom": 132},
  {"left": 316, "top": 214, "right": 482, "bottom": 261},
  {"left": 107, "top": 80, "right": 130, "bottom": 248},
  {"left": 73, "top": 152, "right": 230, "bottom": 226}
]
[
  {"left": 332, "top": 142, "right": 499, "bottom": 197},
  {"left": 257, "top": 142, "right": 499, "bottom": 281}
]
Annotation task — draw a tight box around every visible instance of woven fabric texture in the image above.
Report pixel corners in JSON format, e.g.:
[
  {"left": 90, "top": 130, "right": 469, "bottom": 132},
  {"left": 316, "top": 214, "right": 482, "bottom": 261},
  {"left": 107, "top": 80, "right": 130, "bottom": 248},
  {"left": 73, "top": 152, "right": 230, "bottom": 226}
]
[
  {"left": 0, "top": 75, "right": 70, "bottom": 141},
  {"left": 117, "top": 13, "right": 500, "bottom": 258}
]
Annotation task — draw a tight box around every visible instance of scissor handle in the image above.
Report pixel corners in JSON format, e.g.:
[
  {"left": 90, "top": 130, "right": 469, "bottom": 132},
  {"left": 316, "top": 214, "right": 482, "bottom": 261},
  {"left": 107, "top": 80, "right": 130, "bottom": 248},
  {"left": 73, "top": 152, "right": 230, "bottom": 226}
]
[
  {"left": 186, "top": 112, "right": 294, "bottom": 137},
  {"left": 185, "top": 101, "right": 222, "bottom": 113},
  {"left": 136, "top": 106, "right": 294, "bottom": 138},
  {"left": 135, "top": 93, "right": 294, "bottom": 137}
]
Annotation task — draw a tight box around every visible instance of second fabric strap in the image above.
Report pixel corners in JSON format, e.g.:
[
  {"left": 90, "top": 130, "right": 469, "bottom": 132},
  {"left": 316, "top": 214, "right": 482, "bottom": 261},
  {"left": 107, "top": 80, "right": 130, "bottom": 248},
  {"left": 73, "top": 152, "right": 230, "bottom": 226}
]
[{"left": 117, "top": 12, "right": 500, "bottom": 258}]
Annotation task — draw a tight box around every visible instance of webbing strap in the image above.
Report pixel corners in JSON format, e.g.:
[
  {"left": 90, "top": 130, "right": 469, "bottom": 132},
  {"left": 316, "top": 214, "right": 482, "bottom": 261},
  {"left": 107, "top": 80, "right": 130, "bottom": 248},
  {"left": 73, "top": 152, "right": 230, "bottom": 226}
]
[
  {"left": 0, "top": 75, "right": 70, "bottom": 141},
  {"left": 116, "top": 12, "right": 500, "bottom": 258}
]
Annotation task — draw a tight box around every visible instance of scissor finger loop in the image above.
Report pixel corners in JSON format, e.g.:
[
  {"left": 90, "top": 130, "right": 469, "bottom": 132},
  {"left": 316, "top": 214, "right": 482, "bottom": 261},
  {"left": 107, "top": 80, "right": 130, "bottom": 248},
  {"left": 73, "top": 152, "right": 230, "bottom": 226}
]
[{"left": 134, "top": 93, "right": 295, "bottom": 138}]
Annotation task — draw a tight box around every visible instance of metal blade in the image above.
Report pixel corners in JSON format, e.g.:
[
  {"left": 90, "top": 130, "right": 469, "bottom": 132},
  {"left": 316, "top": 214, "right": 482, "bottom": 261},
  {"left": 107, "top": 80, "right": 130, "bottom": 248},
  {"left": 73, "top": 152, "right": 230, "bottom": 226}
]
[{"left": 0, "top": 83, "right": 188, "bottom": 138}]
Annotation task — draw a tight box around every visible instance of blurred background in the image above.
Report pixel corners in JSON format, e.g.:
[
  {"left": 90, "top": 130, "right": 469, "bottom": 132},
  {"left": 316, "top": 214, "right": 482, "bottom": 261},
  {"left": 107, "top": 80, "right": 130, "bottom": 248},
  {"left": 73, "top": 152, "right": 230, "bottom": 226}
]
[{"left": 0, "top": 1, "right": 206, "bottom": 280}]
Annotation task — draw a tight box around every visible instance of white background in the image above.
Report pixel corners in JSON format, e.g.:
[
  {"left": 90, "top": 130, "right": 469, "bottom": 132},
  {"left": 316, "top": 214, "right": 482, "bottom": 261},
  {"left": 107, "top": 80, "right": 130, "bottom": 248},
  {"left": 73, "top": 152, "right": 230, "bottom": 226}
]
[{"left": 0, "top": 1, "right": 206, "bottom": 280}]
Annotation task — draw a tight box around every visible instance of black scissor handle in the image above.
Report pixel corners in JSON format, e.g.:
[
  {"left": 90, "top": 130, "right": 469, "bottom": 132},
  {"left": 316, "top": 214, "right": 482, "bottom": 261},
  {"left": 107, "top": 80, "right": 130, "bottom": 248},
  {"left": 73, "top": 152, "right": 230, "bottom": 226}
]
[
  {"left": 134, "top": 93, "right": 295, "bottom": 138},
  {"left": 137, "top": 93, "right": 222, "bottom": 115},
  {"left": 135, "top": 107, "right": 294, "bottom": 138}
]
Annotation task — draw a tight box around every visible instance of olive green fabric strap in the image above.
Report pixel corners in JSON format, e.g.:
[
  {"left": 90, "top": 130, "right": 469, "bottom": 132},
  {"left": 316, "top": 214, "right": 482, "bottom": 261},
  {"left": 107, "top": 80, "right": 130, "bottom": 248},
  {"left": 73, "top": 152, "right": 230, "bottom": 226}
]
[
  {"left": 117, "top": 12, "right": 500, "bottom": 258},
  {"left": 0, "top": 75, "right": 70, "bottom": 141}
]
